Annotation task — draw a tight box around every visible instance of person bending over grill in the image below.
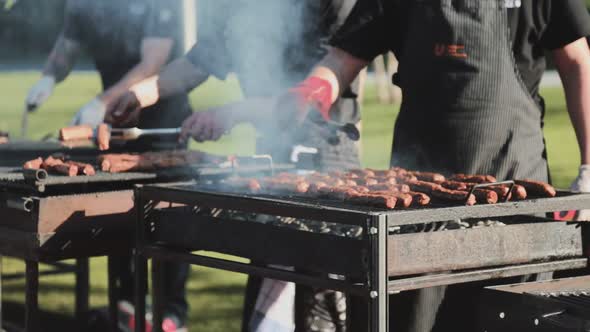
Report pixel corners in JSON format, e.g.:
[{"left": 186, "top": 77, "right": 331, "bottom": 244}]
[
  {"left": 107, "top": 0, "right": 361, "bottom": 330},
  {"left": 267, "top": 0, "right": 590, "bottom": 331},
  {"left": 25, "top": 1, "right": 191, "bottom": 331}
]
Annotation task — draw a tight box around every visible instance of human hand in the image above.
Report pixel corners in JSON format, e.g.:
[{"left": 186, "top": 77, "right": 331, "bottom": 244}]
[
  {"left": 70, "top": 98, "right": 107, "bottom": 126},
  {"left": 180, "top": 108, "right": 235, "bottom": 143},
  {"left": 25, "top": 76, "right": 56, "bottom": 111},
  {"left": 104, "top": 91, "right": 142, "bottom": 128},
  {"left": 570, "top": 165, "right": 590, "bottom": 221}
]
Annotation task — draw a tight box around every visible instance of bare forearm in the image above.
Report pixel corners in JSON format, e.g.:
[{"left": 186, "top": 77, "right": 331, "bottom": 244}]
[
  {"left": 310, "top": 47, "right": 369, "bottom": 102},
  {"left": 100, "top": 62, "right": 162, "bottom": 105},
  {"left": 131, "top": 57, "right": 210, "bottom": 108},
  {"left": 43, "top": 35, "right": 80, "bottom": 82},
  {"left": 554, "top": 39, "right": 590, "bottom": 165},
  {"left": 157, "top": 57, "right": 210, "bottom": 98}
]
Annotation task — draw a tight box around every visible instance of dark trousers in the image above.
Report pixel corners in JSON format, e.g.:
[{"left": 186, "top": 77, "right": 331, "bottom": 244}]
[{"left": 111, "top": 253, "right": 190, "bottom": 322}]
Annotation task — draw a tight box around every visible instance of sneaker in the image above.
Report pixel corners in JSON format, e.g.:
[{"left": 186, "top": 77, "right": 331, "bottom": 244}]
[
  {"left": 117, "top": 300, "right": 187, "bottom": 332},
  {"left": 118, "top": 300, "right": 153, "bottom": 332},
  {"left": 162, "top": 314, "right": 188, "bottom": 332}
]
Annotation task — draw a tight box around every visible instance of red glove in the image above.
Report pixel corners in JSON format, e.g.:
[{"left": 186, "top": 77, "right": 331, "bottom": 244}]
[{"left": 288, "top": 77, "right": 334, "bottom": 121}]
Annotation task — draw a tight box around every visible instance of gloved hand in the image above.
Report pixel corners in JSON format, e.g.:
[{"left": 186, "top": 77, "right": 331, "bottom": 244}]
[
  {"left": 25, "top": 76, "right": 56, "bottom": 111},
  {"left": 180, "top": 107, "right": 235, "bottom": 143},
  {"left": 104, "top": 91, "right": 142, "bottom": 127},
  {"left": 570, "top": 164, "right": 590, "bottom": 221},
  {"left": 276, "top": 77, "right": 334, "bottom": 126},
  {"left": 70, "top": 98, "right": 107, "bottom": 126}
]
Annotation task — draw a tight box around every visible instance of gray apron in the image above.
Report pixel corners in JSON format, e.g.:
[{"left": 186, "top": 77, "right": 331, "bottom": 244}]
[
  {"left": 389, "top": 1, "right": 549, "bottom": 331},
  {"left": 392, "top": 0, "right": 548, "bottom": 182}
]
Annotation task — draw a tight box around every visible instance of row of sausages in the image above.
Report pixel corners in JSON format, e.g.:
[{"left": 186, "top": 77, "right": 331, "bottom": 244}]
[
  {"left": 23, "top": 156, "right": 96, "bottom": 176},
  {"left": 224, "top": 168, "right": 557, "bottom": 210},
  {"left": 98, "top": 150, "right": 217, "bottom": 173}
]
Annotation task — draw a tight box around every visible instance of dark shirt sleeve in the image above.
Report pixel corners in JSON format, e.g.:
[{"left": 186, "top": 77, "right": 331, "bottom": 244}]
[
  {"left": 143, "top": 0, "right": 180, "bottom": 39},
  {"left": 184, "top": 2, "right": 234, "bottom": 80},
  {"left": 541, "top": 0, "right": 590, "bottom": 50},
  {"left": 330, "top": 0, "right": 394, "bottom": 61},
  {"left": 62, "top": 0, "right": 83, "bottom": 42}
]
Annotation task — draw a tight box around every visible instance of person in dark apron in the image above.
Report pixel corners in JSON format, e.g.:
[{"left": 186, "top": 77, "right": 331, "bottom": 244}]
[
  {"left": 275, "top": 0, "right": 590, "bottom": 331},
  {"left": 25, "top": 1, "right": 192, "bottom": 330},
  {"left": 107, "top": 1, "right": 361, "bottom": 330}
]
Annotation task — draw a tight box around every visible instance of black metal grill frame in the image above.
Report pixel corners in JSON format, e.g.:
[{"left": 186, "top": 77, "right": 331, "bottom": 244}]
[{"left": 134, "top": 183, "right": 590, "bottom": 332}]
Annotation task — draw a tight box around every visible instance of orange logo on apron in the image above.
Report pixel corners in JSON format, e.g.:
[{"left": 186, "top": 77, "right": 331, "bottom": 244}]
[{"left": 434, "top": 44, "right": 468, "bottom": 58}]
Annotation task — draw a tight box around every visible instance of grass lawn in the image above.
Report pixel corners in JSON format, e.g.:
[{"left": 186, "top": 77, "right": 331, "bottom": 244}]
[{"left": 0, "top": 71, "right": 581, "bottom": 330}]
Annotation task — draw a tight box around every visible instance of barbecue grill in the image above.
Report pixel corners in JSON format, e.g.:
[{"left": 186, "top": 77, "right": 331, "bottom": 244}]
[
  {"left": 482, "top": 276, "right": 590, "bottom": 331},
  {"left": 134, "top": 183, "right": 590, "bottom": 332},
  {"left": 0, "top": 141, "right": 293, "bottom": 331}
]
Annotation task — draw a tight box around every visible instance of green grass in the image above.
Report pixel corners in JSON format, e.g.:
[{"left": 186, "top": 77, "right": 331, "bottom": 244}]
[{"left": 0, "top": 71, "right": 581, "bottom": 330}]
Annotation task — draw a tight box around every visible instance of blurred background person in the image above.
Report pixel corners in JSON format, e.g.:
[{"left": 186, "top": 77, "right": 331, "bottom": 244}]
[{"left": 24, "top": 1, "right": 192, "bottom": 331}]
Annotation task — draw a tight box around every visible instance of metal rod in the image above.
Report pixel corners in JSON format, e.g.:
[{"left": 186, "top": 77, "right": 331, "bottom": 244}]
[
  {"left": 152, "top": 258, "right": 164, "bottom": 332},
  {"left": 107, "top": 256, "right": 119, "bottom": 332},
  {"left": 5, "top": 196, "right": 33, "bottom": 212},
  {"left": 134, "top": 188, "right": 148, "bottom": 332},
  {"left": 388, "top": 258, "right": 588, "bottom": 293},
  {"left": 143, "top": 246, "right": 368, "bottom": 296},
  {"left": 75, "top": 258, "right": 90, "bottom": 331},
  {"left": 22, "top": 169, "right": 48, "bottom": 182},
  {"left": 24, "top": 260, "right": 39, "bottom": 332},
  {"left": 368, "top": 215, "right": 388, "bottom": 332}
]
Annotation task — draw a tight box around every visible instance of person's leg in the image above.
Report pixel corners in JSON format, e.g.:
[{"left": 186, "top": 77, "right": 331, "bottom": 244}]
[
  {"left": 295, "top": 285, "right": 347, "bottom": 332},
  {"left": 162, "top": 261, "right": 191, "bottom": 325},
  {"left": 242, "top": 275, "right": 263, "bottom": 332}
]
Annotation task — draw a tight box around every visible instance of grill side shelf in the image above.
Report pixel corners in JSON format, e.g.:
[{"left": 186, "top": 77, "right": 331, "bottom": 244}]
[{"left": 385, "top": 192, "right": 590, "bottom": 226}]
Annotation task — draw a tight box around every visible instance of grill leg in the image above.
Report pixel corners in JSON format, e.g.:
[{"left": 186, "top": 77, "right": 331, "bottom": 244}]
[
  {"left": 0, "top": 256, "right": 4, "bottom": 332},
  {"left": 134, "top": 251, "right": 148, "bottom": 332},
  {"left": 369, "top": 216, "right": 388, "bottom": 332},
  {"left": 152, "top": 258, "right": 164, "bottom": 332},
  {"left": 24, "top": 260, "right": 39, "bottom": 332},
  {"left": 107, "top": 256, "right": 119, "bottom": 332},
  {"left": 75, "top": 258, "right": 89, "bottom": 331}
]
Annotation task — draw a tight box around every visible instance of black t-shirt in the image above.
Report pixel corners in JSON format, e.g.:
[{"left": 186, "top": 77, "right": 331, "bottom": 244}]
[
  {"left": 186, "top": 0, "right": 357, "bottom": 97},
  {"left": 62, "top": 0, "right": 191, "bottom": 145},
  {"left": 63, "top": 0, "right": 181, "bottom": 65},
  {"left": 332, "top": 0, "right": 590, "bottom": 101}
]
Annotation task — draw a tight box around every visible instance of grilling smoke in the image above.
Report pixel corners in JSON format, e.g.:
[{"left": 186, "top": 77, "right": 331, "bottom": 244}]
[{"left": 199, "top": 0, "right": 313, "bottom": 97}]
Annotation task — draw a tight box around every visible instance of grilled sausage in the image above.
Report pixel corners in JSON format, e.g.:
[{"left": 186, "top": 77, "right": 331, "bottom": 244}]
[
  {"left": 225, "top": 178, "right": 262, "bottom": 192},
  {"left": 65, "top": 161, "right": 96, "bottom": 176},
  {"left": 348, "top": 169, "right": 376, "bottom": 178},
  {"left": 262, "top": 179, "right": 310, "bottom": 194},
  {"left": 49, "top": 163, "right": 78, "bottom": 177},
  {"left": 23, "top": 157, "right": 43, "bottom": 170},
  {"left": 473, "top": 189, "right": 498, "bottom": 204},
  {"left": 449, "top": 174, "right": 497, "bottom": 183},
  {"left": 368, "top": 184, "right": 411, "bottom": 193},
  {"left": 441, "top": 180, "right": 470, "bottom": 191},
  {"left": 408, "top": 191, "right": 431, "bottom": 206},
  {"left": 101, "top": 159, "right": 112, "bottom": 172},
  {"left": 510, "top": 184, "right": 528, "bottom": 200},
  {"left": 59, "top": 125, "right": 94, "bottom": 141},
  {"left": 369, "top": 169, "right": 397, "bottom": 177},
  {"left": 360, "top": 177, "right": 379, "bottom": 186},
  {"left": 97, "top": 124, "right": 110, "bottom": 151},
  {"left": 409, "top": 171, "right": 446, "bottom": 183},
  {"left": 407, "top": 180, "right": 443, "bottom": 194},
  {"left": 376, "top": 176, "right": 397, "bottom": 185},
  {"left": 514, "top": 180, "right": 556, "bottom": 197},
  {"left": 485, "top": 185, "right": 511, "bottom": 200},
  {"left": 431, "top": 188, "right": 477, "bottom": 206},
  {"left": 348, "top": 193, "right": 397, "bottom": 209}
]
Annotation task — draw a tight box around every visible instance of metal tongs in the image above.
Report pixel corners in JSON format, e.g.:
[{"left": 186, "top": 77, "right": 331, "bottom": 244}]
[
  {"left": 110, "top": 127, "right": 181, "bottom": 141},
  {"left": 307, "top": 108, "right": 361, "bottom": 145}
]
